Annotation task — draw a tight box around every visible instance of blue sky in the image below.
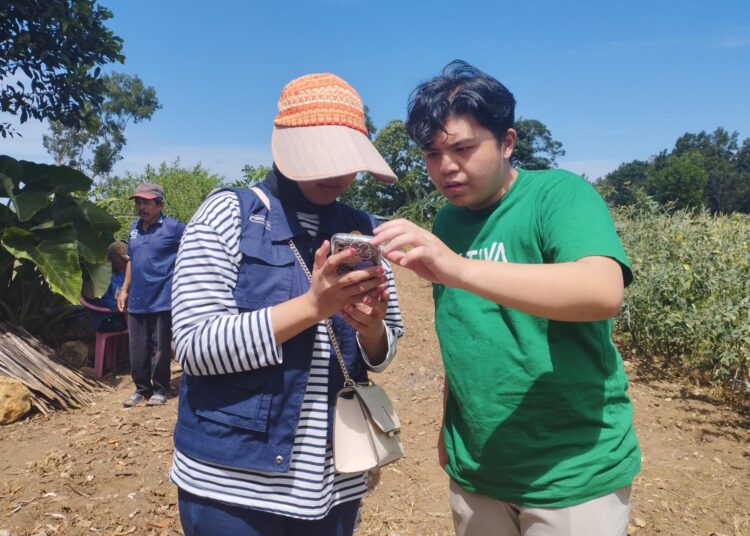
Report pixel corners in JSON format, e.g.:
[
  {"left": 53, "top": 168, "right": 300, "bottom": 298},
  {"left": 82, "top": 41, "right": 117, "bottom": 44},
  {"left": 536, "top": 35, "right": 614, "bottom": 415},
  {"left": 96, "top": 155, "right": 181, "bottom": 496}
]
[{"left": 4, "top": 0, "right": 750, "bottom": 182}]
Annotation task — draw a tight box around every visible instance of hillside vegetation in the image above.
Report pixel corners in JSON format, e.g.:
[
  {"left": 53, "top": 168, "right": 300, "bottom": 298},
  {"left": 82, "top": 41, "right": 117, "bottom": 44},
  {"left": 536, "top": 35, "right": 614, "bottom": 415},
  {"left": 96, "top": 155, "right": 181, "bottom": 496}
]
[{"left": 615, "top": 202, "right": 750, "bottom": 387}]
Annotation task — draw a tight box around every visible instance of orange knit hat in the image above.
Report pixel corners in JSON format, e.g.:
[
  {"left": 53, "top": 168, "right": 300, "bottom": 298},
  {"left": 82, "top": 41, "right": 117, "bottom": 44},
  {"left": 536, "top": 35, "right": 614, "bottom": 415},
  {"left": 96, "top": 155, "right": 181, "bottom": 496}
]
[
  {"left": 274, "top": 73, "right": 368, "bottom": 136},
  {"left": 271, "top": 73, "right": 397, "bottom": 184}
]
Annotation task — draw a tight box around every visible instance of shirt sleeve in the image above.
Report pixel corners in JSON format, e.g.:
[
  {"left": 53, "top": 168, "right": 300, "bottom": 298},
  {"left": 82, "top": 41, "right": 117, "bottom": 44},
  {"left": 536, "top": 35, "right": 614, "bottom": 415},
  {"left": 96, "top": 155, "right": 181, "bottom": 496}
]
[
  {"left": 171, "top": 191, "right": 282, "bottom": 376},
  {"left": 172, "top": 219, "right": 186, "bottom": 246},
  {"left": 357, "top": 258, "right": 405, "bottom": 372},
  {"left": 539, "top": 173, "right": 633, "bottom": 286},
  {"left": 127, "top": 222, "right": 135, "bottom": 257}
]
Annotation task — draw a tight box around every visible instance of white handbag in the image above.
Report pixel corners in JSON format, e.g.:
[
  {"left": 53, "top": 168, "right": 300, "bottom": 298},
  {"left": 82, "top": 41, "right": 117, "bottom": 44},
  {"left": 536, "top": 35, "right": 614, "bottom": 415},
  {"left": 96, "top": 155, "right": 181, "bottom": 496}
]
[
  {"left": 288, "top": 238, "right": 405, "bottom": 474},
  {"left": 332, "top": 380, "right": 404, "bottom": 474}
]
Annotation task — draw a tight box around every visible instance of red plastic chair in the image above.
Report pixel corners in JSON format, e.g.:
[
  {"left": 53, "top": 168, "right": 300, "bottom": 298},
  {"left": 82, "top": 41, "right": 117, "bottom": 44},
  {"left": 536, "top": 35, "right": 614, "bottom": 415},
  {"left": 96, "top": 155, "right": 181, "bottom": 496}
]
[{"left": 80, "top": 295, "right": 129, "bottom": 378}]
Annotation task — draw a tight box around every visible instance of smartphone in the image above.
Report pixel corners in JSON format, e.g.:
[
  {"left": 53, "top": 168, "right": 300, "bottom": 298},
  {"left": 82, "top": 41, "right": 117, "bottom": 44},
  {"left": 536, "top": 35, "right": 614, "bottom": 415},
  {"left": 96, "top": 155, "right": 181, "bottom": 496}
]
[{"left": 330, "top": 233, "right": 382, "bottom": 273}]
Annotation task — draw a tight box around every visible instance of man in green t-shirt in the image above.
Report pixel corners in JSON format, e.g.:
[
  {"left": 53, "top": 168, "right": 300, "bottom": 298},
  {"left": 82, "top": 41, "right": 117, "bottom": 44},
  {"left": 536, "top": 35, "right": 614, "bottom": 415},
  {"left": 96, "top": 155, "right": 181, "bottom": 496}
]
[{"left": 373, "top": 61, "right": 640, "bottom": 536}]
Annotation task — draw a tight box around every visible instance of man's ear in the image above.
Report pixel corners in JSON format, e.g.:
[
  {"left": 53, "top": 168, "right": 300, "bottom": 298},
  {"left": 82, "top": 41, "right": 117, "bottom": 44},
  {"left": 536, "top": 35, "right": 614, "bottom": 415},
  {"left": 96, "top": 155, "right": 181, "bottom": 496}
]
[{"left": 501, "top": 128, "right": 517, "bottom": 159}]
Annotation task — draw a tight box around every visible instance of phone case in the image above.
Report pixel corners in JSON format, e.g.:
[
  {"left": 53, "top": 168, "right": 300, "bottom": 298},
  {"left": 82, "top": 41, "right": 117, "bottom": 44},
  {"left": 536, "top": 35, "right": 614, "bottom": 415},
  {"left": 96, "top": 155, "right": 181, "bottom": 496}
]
[{"left": 331, "top": 233, "right": 382, "bottom": 273}]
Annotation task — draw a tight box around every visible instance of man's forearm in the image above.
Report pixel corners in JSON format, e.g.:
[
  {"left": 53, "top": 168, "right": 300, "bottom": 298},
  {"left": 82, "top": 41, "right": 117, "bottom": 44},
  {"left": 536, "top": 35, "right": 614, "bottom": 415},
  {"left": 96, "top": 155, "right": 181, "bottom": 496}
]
[
  {"left": 454, "top": 255, "right": 624, "bottom": 322},
  {"left": 117, "top": 261, "right": 131, "bottom": 312},
  {"left": 122, "top": 260, "right": 131, "bottom": 292}
]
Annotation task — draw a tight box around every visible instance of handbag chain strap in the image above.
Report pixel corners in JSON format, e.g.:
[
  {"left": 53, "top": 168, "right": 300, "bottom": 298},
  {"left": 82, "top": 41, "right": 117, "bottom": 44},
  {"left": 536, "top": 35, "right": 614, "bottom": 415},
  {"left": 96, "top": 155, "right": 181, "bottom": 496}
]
[{"left": 288, "top": 239, "right": 355, "bottom": 387}]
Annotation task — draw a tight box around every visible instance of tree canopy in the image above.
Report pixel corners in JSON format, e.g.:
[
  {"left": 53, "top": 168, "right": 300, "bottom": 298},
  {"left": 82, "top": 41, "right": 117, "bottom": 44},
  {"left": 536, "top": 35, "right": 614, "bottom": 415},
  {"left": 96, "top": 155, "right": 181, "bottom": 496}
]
[
  {"left": 672, "top": 128, "right": 749, "bottom": 214},
  {"left": 596, "top": 160, "right": 649, "bottom": 207},
  {"left": 0, "top": 0, "right": 124, "bottom": 137},
  {"left": 42, "top": 72, "right": 161, "bottom": 177},
  {"left": 228, "top": 164, "right": 272, "bottom": 188},
  {"left": 513, "top": 118, "right": 565, "bottom": 169},
  {"left": 341, "top": 120, "right": 432, "bottom": 218},
  {"left": 597, "top": 127, "right": 750, "bottom": 214},
  {"left": 646, "top": 151, "right": 708, "bottom": 209}
]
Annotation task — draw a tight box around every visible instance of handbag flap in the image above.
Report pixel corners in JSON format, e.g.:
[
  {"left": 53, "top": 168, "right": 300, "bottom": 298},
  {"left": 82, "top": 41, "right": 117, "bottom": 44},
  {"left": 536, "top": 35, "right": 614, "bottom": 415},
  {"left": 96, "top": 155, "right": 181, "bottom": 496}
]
[
  {"left": 333, "top": 388, "right": 379, "bottom": 474},
  {"left": 353, "top": 383, "right": 401, "bottom": 434}
]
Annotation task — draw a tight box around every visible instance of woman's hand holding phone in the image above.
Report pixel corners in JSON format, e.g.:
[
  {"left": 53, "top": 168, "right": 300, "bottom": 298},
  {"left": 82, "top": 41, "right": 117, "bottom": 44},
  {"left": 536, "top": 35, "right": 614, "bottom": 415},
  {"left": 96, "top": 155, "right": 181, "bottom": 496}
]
[{"left": 303, "top": 240, "right": 386, "bottom": 320}]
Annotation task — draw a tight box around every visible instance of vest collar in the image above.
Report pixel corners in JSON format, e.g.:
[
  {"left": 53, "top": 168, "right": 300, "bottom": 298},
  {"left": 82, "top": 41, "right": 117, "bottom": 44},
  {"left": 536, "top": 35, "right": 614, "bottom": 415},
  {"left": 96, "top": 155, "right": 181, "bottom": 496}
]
[
  {"left": 257, "top": 182, "right": 308, "bottom": 243},
  {"left": 257, "top": 182, "right": 348, "bottom": 243}
]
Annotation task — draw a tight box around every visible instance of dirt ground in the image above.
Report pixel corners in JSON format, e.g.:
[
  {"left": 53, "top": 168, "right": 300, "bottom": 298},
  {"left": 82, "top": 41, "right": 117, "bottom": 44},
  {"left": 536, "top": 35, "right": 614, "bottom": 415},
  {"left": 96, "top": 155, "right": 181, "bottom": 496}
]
[{"left": 1, "top": 266, "right": 749, "bottom": 536}]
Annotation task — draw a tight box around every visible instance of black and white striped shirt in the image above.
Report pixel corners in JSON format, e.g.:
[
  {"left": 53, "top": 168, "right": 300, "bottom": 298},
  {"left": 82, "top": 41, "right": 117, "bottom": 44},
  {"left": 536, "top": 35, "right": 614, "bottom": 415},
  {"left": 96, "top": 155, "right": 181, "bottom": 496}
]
[{"left": 170, "top": 190, "right": 404, "bottom": 519}]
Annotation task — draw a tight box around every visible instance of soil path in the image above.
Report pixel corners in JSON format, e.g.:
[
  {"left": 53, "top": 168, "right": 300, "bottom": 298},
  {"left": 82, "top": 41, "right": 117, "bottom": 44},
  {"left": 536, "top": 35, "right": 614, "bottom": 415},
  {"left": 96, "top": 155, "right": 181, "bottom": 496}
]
[{"left": 1, "top": 267, "right": 748, "bottom": 536}]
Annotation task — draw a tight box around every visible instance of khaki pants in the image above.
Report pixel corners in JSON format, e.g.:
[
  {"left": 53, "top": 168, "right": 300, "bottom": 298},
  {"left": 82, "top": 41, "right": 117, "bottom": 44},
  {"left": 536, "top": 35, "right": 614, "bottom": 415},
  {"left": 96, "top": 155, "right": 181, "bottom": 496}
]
[{"left": 449, "top": 479, "right": 631, "bottom": 536}]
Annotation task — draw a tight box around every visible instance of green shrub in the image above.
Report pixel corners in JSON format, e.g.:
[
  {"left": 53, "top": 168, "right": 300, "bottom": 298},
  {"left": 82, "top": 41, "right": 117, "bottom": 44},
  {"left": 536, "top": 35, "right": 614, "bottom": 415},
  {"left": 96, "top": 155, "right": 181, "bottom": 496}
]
[
  {"left": 92, "top": 160, "right": 223, "bottom": 239},
  {"left": 394, "top": 189, "right": 446, "bottom": 227},
  {"left": 614, "top": 202, "right": 750, "bottom": 384}
]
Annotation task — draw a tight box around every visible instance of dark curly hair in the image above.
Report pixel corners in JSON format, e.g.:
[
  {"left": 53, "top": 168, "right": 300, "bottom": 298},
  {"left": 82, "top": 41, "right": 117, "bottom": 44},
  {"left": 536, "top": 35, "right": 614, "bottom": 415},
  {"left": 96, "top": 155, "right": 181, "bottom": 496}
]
[{"left": 406, "top": 60, "right": 516, "bottom": 148}]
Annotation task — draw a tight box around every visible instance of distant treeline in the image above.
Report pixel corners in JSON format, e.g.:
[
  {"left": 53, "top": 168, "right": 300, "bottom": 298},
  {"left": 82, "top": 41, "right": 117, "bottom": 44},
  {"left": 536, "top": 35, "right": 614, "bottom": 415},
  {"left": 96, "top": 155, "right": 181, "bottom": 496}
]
[{"left": 595, "top": 128, "right": 750, "bottom": 214}]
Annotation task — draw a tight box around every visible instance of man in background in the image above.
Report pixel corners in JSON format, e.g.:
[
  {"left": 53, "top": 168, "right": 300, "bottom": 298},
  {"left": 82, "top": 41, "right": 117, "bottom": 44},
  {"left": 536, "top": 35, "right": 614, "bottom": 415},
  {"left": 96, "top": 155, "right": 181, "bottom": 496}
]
[{"left": 118, "top": 183, "right": 185, "bottom": 407}]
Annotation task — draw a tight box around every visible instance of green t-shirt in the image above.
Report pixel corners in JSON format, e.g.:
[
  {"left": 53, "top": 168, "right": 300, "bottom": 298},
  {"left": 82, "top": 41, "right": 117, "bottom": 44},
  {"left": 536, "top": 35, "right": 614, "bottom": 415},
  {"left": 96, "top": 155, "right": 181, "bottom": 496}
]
[{"left": 433, "top": 168, "right": 640, "bottom": 507}]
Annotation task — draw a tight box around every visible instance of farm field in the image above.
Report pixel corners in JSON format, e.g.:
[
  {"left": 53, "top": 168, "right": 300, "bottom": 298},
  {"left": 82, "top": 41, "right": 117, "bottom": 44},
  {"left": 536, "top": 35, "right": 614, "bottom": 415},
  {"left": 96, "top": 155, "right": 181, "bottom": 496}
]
[{"left": 1, "top": 266, "right": 748, "bottom": 536}]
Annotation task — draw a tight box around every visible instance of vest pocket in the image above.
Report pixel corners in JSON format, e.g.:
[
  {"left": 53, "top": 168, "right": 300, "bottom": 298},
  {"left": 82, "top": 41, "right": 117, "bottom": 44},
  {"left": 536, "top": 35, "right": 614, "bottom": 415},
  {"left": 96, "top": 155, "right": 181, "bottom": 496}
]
[
  {"left": 190, "top": 370, "right": 273, "bottom": 433},
  {"left": 236, "top": 240, "right": 296, "bottom": 308}
]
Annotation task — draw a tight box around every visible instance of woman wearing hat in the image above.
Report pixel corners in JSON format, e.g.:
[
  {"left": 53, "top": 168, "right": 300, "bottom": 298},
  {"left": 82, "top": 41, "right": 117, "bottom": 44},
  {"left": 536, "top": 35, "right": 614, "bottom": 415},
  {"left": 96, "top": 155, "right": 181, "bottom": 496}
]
[{"left": 170, "top": 73, "right": 404, "bottom": 535}]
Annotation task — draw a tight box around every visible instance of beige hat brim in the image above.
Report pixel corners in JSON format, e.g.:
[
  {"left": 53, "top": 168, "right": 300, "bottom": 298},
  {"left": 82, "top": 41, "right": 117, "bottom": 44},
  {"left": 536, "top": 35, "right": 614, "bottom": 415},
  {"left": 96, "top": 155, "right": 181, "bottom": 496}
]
[{"left": 272, "top": 125, "right": 397, "bottom": 184}]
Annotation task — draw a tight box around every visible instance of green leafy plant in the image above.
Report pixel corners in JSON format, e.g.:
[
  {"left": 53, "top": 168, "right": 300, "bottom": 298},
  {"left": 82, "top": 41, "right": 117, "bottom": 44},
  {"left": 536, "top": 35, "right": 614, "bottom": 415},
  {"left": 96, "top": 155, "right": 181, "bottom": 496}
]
[
  {"left": 0, "top": 155, "right": 119, "bottom": 335},
  {"left": 394, "top": 189, "right": 446, "bottom": 227},
  {"left": 226, "top": 165, "right": 272, "bottom": 189},
  {"left": 614, "top": 204, "right": 750, "bottom": 386}
]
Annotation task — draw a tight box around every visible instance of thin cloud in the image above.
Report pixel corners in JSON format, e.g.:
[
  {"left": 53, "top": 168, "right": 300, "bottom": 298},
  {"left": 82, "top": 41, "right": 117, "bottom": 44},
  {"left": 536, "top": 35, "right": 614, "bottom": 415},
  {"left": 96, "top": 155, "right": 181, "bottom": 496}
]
[
  {"left": 304, "top": 0, "right": 361, "bottom": 5},
  {"left": 555, "top": 126, "right": 625, "bottom": 138},
  {"left": 0, "top": 117, "right": 272, "bottom": 182},
  {"left": 712, "top": 35, "right": 750, "bottom": 49},
  {"left": 561, "top": 38, "right": 682, "bottom": 59},
  {"left": 112, "top": 143, "right": 272, "bottom": 182}
]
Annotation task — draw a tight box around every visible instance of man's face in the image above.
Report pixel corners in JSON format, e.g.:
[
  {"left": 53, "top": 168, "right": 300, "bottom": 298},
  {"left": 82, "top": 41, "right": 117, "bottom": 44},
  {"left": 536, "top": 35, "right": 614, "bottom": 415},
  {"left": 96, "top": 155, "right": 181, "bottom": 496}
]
[
  {"left": 423, "top": 114, "right": 516, "bottom": 210},
  {"left": 297, "top": 173, "right": 357, "bottom": 206},
  {"left": 134, "top": 197, "right": 162, "bottom": 225}
]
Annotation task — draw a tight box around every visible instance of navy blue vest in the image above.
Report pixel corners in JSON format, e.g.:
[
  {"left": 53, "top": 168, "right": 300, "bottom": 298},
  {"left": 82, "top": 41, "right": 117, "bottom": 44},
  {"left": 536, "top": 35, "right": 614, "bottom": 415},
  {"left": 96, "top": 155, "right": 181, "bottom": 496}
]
[{"left": 174, "top": 183, "right": 376, "bottom": 472}]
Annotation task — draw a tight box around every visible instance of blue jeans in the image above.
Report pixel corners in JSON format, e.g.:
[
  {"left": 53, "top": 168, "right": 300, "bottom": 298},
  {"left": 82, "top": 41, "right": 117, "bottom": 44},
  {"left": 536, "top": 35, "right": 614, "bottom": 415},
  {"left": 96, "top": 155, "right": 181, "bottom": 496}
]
[{"left": 178, "top": 489, "right": 361, "bottom": 536}]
